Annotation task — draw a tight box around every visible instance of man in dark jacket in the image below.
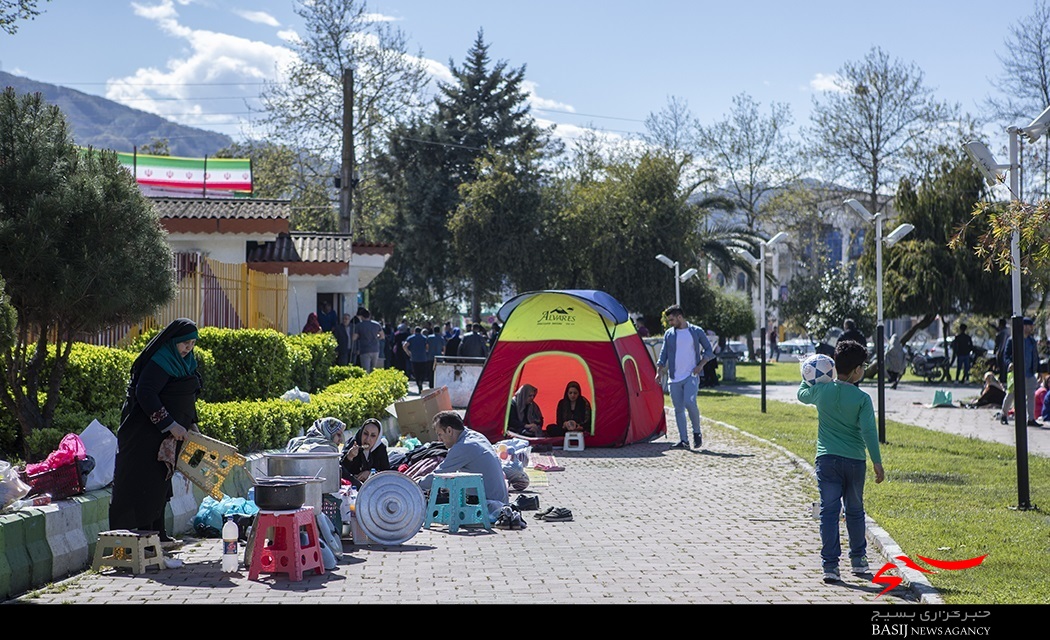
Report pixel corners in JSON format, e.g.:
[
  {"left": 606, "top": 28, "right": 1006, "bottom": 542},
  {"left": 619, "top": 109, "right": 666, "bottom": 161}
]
[{"left": 459, "top": 323, "right": 489, "bottom": 359}]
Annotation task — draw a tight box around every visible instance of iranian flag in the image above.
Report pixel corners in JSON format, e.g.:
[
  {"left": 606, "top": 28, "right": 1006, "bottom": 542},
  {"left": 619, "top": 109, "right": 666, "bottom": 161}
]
[{"left": 115, "top": 151, "right": 253, "bottom": 196}]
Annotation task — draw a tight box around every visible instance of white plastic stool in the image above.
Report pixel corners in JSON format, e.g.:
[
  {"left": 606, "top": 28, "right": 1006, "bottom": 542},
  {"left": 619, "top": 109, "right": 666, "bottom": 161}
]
[{"left": 563, "top": 432, "right": 585, "bottom": 451}]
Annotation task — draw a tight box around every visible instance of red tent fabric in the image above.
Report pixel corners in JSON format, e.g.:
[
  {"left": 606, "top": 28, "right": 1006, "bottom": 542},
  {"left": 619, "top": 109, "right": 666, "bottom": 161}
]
[{"left": 464, "top": 290, "right": 666, "bottom": 447}]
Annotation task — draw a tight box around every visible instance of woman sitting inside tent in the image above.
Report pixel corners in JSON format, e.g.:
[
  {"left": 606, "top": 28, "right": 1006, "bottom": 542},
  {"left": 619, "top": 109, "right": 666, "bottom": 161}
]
[
  {"left": 546, "top": 381, "right": 591, "bottom": 437},
  {"left": 508, "top": 384, "right": 543, "bottom": 437}
]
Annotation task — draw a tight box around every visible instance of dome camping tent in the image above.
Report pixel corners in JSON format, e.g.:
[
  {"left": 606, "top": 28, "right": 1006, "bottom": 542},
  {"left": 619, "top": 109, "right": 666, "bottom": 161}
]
[{"left": 464, "top": 290, "right": 666, "bottom": 447}]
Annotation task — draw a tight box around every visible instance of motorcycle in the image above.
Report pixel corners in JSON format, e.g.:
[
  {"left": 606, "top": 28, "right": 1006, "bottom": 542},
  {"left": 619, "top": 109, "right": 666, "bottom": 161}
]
[{"left": 911, "top": 349, "right": 951, "bottom": 383}]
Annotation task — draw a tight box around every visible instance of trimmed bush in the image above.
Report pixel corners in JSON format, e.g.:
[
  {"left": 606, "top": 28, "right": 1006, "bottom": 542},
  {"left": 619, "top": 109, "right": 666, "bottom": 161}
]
[
  {"left": 195, "top": 327, "right": 291, "bottom": 401},
  {"left": 329, "top": 364, "right": 366, "bottom": 384},
  {"left": 286, "top": 332, "right": 336, "bottom": 393},
  {"left": 196, "top": 368, "right": 409, "bottom": 453}
]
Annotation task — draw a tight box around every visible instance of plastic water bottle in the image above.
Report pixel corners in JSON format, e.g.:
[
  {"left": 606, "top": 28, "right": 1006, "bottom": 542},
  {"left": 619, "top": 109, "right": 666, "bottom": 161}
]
[
  {"left": 221, "top": 516, "right": 239, "bottom": 573},
  {"left": 4, "top": 494, "right": 51, "bottom": 511},
  {"left": 369, "top": 468, "right": 377, "bottom": 479}
]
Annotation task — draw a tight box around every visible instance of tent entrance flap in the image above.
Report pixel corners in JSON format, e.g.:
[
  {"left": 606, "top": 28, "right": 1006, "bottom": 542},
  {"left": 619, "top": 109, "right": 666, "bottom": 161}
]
[{"left": 510, "top": 352, "right": 594, "bottom": 435}]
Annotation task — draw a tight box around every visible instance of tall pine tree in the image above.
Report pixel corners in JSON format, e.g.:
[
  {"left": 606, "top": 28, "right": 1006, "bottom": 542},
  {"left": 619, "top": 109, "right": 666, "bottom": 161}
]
[{"left": 375, "top": 31, "right": 556, "bottom": 317}]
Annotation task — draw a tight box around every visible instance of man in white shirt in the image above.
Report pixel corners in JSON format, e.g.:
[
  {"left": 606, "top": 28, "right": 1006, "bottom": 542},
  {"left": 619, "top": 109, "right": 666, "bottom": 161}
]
[{"left": 656, "top": 305, "right": 715, "bottom": 449}]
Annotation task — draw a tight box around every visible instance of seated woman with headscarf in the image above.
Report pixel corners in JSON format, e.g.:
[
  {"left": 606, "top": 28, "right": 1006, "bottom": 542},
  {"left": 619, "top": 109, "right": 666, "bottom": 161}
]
[
  {"left": 507, "top": 384, "right": 543, "bottom": 437},
  {"left": 547, "top": 380, "right": 592, "bottom": 437},
  {"left": 286, "top": 417, "right": 346, "bottom": 453},
  {"left": 340, "top": 418, "right": 390, "bottom": 487},
  {"left": 969, "top": 371, "right": 1007, "bottom": 409}
]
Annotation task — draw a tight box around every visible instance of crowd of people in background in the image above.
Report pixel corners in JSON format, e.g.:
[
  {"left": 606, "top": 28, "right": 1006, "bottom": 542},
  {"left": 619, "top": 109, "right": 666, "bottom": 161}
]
[{"left": 312, "top": 301, "right": 506, "bottom": 393}]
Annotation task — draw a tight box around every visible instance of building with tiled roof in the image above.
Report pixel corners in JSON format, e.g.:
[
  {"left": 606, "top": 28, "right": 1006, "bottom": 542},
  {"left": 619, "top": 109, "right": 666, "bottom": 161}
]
[{"left": 151, "top": 197, "right": 392, "bottom": 334}]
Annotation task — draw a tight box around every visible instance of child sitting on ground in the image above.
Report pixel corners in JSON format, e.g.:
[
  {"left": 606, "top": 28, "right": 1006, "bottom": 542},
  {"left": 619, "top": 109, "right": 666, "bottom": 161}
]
[{"left": 797, "top": 339, "right": 885, "bottom": 583}]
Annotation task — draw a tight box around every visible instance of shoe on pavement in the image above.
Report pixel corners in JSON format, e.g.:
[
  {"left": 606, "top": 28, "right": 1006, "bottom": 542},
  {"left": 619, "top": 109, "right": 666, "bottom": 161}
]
[
  {"left": 1028, "top": 420, "right": 1042, "bottom": 427},
  {"left": 693, "top": 433, "right": 703, "bottom": 448},
  {"left": 671, "top": 441, "right": 689, "bottom": 449},
  {"left": 851, "top": 559, "right": 870, "bottom": 575},
  {"left": 823, "top": 567, "right": 841, "bottom": 583},
  {"left": 544, "top": 507, "right": 573, "bottom": 522}
]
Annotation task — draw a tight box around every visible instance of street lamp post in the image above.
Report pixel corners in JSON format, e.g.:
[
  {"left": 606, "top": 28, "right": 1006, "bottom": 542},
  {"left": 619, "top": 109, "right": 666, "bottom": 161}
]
[
  {"left": 734, "top": 231, "right": 788, "bottom": 413},
  {"left": 656, "top": 254, "right": 699, "bottom": 307},
  {"left": 844, "top": 199, "right": 914, "bottom": 444},
  {"left": 962, "top": 105, "right": 1050, "bottom": 511}
]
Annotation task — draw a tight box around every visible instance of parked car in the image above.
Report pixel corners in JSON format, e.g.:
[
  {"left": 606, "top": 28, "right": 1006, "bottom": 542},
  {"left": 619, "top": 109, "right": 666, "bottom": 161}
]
[
  {"left": 779, "top": 338, "right": 816, "bottom": 359},
  {"left": 722, "top": 341, "right": 749, "bottom": 360}
]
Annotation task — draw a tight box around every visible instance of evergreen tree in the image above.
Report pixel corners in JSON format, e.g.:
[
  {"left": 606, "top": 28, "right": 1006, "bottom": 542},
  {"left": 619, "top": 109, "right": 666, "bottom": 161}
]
[
  {"left": 376, "top": 31, "right": 556, "bottom": 316},
  {"left": 0, "top": 89, "right": 174, "bottom": 457}
]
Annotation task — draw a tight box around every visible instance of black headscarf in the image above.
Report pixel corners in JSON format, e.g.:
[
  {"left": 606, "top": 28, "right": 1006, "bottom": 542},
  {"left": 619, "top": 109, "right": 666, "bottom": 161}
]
[
  {"left": 131, "top": 318, "right": 199, "bottom": 383},
  {"left": 121, "top": 318, "right": 200, "bottom": 424}
]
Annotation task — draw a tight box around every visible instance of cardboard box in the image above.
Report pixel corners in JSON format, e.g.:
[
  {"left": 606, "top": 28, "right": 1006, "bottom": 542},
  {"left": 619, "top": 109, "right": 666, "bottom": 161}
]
[{"left": 394, "top": 386, "right": 452, "bottom": 441}]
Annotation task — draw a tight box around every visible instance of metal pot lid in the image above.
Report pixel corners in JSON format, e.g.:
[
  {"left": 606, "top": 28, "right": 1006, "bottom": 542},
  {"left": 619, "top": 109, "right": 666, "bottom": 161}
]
[{"left": 354, "top": 471, "right": 426, "bottom": 546}]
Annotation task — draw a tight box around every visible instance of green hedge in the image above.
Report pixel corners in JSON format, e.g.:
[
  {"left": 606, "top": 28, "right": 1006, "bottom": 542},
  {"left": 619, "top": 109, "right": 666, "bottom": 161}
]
[
  {"left": 285, "top": 332, "right": 337, "bottom": 393},
  {"left": 195, "top": 327, "right": 291, "bottom": 401},
  {"left": 197, "top": 368, "right": 409, "bottom": 453}
]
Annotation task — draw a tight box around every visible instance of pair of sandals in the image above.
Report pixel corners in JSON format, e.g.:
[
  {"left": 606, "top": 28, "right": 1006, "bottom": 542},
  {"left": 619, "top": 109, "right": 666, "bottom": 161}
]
[{"left": 534, "top": 506, "right": 573, "bottom": 522}]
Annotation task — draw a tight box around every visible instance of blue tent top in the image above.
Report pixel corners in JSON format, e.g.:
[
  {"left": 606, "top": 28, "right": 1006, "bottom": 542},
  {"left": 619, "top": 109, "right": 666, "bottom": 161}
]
[{"left": 496, "top": 290, "right": 631, "bottom": 325}]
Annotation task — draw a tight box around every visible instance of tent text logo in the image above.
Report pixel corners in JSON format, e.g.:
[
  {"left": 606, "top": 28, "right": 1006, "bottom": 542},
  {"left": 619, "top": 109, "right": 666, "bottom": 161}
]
[{"left": 537, "top": 307, "right": 575, "bottom": 325}]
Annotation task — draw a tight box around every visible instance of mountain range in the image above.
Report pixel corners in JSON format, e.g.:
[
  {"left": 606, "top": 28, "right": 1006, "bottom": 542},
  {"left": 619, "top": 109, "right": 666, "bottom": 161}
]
[{"left": 0, "top": 71, "right": 233, "bottom": 158}]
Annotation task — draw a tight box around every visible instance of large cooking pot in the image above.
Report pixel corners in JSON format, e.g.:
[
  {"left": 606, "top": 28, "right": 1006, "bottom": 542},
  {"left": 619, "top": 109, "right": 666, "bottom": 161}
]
[
  {"left": 266, "top": 476, "right": 325, "bottom": 514},
  {"left": 253, "top": 478, "right": 307, "bottom": 511},
  {"left": 264, "top": 452, "right": 341, "bottom": 493}
]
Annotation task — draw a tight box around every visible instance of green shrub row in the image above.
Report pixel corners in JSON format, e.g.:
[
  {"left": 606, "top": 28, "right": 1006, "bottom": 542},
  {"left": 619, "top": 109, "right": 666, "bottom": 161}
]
[
  {"left": 1, "top": 329, "right": 382, "bottom": 461},
  {"left": 196, "top": 368, "right": 409, "bottom": 453}
]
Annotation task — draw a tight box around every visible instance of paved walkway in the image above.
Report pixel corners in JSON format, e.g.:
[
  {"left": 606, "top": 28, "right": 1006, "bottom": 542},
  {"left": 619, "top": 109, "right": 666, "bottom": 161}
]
[{"left": 10, "top": 379, "right": 1026, "bottom": 606}]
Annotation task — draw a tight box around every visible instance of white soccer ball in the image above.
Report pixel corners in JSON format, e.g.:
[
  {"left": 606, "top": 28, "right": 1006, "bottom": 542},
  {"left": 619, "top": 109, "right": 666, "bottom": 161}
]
[{"left": 801, "top": 353, "right": 836, "bottom": 386}]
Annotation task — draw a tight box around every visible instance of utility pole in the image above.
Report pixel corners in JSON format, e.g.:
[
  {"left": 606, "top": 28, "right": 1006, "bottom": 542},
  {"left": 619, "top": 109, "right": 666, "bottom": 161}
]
[{"left": 340, "top": 67, "right": 354, "bottom": 234}]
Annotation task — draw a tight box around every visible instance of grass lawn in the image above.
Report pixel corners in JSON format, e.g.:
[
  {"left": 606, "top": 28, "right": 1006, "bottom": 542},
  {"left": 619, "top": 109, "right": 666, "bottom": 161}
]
[
  {"left": 726, "top": 359, "right": 944, "bottom": 386},
  {"left": 690, "top": 389, "right": 1050, "bottom": 604}
]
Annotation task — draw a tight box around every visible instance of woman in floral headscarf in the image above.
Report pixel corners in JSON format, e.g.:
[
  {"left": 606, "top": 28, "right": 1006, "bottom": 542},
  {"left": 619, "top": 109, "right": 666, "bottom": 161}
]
[
  {"left": 285, "top": 417, "right": 346, "bottom": 453},
  {"left": 110, "top": 318, "right": 201, "bottom": 548}
]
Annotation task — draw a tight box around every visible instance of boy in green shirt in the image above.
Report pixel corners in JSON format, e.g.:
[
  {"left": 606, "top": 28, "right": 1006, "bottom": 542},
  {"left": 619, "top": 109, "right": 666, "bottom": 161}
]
[{"left": 797, "top": 340, "right": 885, "bottom": 583}]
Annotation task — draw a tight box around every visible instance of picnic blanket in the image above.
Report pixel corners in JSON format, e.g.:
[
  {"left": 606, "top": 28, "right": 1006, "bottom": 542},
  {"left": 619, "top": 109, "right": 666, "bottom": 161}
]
[
  {"left": 524, "top": 468, "right": 549, "bottom": 487},
  {"left": 530, "top": 452, "right": 564, "bottom": 472}
]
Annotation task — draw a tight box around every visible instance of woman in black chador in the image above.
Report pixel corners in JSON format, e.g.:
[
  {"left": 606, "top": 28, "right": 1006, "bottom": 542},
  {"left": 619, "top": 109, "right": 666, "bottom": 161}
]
[{"left": 109, "top": 318, "right": 202, "bottom": 547}]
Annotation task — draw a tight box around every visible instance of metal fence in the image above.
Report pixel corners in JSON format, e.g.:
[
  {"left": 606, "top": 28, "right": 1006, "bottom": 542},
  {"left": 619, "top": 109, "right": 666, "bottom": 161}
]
[{"left": 80, "top": 253, "right": 288, "bottom": 347}]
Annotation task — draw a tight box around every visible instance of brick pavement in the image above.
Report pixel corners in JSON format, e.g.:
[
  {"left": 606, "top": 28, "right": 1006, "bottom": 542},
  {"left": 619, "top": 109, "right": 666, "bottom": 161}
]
[{"left": 5, "top": 411, "right": 921, "bottom": 606}]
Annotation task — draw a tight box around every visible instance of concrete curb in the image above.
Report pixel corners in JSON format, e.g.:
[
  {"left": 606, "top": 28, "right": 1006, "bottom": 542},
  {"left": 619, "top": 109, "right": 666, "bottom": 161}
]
[{"left": 704, "top": 416, "right": 943, "bottom": 604}]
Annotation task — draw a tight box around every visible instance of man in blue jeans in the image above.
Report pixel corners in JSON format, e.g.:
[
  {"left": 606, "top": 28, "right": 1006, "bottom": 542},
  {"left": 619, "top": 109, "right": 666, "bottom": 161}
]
[{"left": 656, "top": 304, "right": 715, "bottom": 450}]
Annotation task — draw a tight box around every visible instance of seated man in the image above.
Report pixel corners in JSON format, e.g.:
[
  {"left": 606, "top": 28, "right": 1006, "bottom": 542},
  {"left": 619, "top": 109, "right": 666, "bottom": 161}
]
[{"left": 417, "top": 411, "right": 509, "bottom": 520}]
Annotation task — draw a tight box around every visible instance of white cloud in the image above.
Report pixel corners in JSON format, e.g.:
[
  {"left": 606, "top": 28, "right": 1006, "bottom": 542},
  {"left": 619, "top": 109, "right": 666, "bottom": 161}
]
[
  {"left": 362, "top": 12, "right": 399, "bottom": 22},
  {"left": 276, "top": 29, "right": 300, "bottom": 44},
  {"left": 233, "top": 9, "right": 280, "bottom": 27},
  {"left": 809, "top": 72, "right": 847, "bottom": 93},
  {"left": 109, "top": 1, "right": 296, "bottom": 133},
  {"left": 522, "top": 80, "right": 575, "bottom": 113}
]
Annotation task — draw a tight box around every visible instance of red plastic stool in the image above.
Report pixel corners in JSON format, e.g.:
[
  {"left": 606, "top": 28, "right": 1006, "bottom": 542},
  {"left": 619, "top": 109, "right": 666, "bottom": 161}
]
[{"left": 248, "top": 507, "right": 324, "bottom": 582}]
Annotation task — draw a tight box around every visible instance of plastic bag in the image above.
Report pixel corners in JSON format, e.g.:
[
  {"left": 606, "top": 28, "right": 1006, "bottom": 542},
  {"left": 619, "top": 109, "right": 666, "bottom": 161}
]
[
  {"left": 79, "top": 419, "right": 117, "bottom": 491},
  {"left": 0, "top": 460, "right": 32, "bottom": 511},
  {"left": 280, "top": 386, "right": 311, "bottom": 403},
  {"left": 25, "top": 433, "right": 88, "bottom": 475},
  {"left": 193, "top": 495, "right": 259, "bottom": 538}
]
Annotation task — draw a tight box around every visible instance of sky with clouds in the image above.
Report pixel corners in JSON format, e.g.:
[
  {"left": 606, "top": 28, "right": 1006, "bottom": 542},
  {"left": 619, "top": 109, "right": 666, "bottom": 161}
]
[{"left": 0, "top": 0, "right": 1038, "bottom": 150}]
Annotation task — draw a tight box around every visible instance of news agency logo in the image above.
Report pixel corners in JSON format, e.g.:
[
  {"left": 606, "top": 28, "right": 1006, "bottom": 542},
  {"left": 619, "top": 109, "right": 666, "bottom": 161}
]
[{"left": 872, "top": 553, "right": 987, "bottom": 598}]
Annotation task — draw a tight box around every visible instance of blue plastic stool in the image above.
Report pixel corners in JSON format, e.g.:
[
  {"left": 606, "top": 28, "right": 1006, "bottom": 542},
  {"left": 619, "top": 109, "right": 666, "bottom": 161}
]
[{"left": 423, "top": 472, "right": 491, "bottom": 533}]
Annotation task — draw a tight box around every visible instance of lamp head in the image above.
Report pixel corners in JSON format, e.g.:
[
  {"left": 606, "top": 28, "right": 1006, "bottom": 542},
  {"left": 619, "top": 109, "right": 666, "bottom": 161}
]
[
  {"left": 1021, "top": 105, "right": 1050, "bottom": 143},
  {"left": 731, "top": 247, "right": 760, "bottom": 266},
  {"left": 963, "top": 141, "right": 1006, "bottom": 187},
  {"left": 679, "top": 267, "right": 699, "bottom": 282},
  {"left": 655, "top": 254, "right": 675, "bottom": 269},
  {"left": 766, "top": 231, "right": 789, "bottom": 247},
  {"left": 843, "top": 198, "right": 874, "bottom": 221},
  {"left": 884, "top": 223, "right": 914, "bottom": 247}
]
